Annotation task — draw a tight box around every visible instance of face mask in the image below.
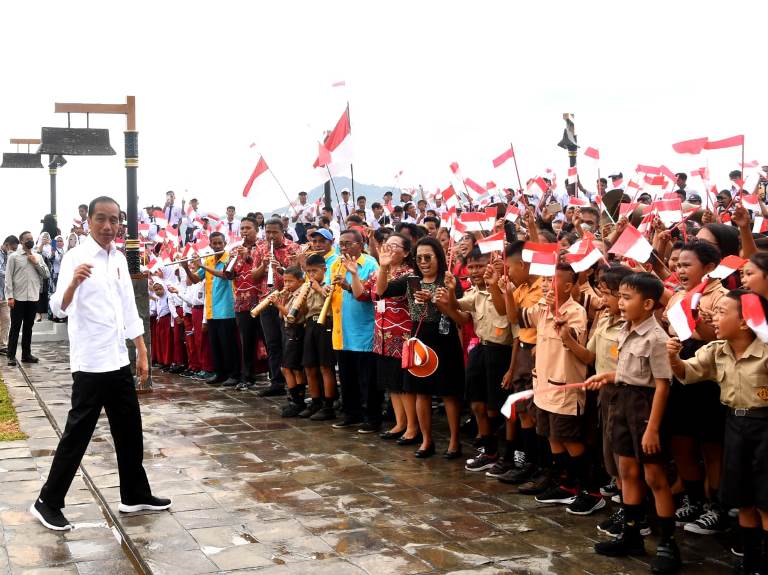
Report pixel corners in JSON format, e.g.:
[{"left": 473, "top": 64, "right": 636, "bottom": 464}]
[
  {"left": 24, "top": 240, "right": 34, "bottom": 250},
  {"left": 580, "top": 223, "right": 593, "bottom": 232}
]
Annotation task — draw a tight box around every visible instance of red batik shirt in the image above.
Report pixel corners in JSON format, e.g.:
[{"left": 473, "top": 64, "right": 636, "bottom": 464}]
[
  {"left": 231, "top": 244, "right": 260, "bottom": 313},
  {"left": 252, "top": 238, "right": 302, "bottom": 300},
  {"left": 363, "top": 264, "right": 413, "bottom": 358}
]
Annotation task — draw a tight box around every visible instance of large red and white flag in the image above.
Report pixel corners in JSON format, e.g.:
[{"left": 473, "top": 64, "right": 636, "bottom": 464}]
[
  {"left": 522, "top": 242, "right": 559, "bottom": 263},
  {"left": 608, "top": 225, "right": 653, "bottom": 263},
  {"left": 704, "top": 135, "right": 744, "bottom": 150},
  {"left": 442, "top": 185, "right": 459, "bottom": 209},
  {"left": 672, "top": 137, "right": 709, "bottom": 155},
  {"left": 742, "top": 293, "right": 768, "bottom": 343},
  {"left": 505, "top": 204, "right": 520, "bottom": 223},
  {"left": 653, "top": 198, "right": 683, "bottom": 227},
  {"left": 492, "top": 146, "right": 515, "bottom": 168},
  {"left": 242, "top": 155, "right": 269, "bottom": 198},
  {"left": 529, "top": 250, "right": 558, "bottom": 277},
  {"left": 709, "top": 255, "right": 748, "bottom": 279},
  {"left": 313, "top": 106, "right": 352, "bottom": 178},
  {"left": 667, "top": 280, "right": 708, "bottom": 340},
  {"left": 477, "top": 231, "right": 506, "bottom": 254}
]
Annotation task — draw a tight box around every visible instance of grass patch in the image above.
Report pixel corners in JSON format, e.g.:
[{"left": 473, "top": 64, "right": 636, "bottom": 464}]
[{"left": 0, "top": 378, "right": 26, "bottom": 441}]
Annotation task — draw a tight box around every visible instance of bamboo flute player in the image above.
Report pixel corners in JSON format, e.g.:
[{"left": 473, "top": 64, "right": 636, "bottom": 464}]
[{"left": 30, "top": 196, "right": 171, "bottom": 531}]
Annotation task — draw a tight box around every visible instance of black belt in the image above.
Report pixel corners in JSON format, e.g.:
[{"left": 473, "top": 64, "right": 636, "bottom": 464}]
[
  {"left": 519, "top": 341, "right": 535, "bottom": 349},
  {"left": 480, "top": 340, "right": 511, "bottom": 349},
  {"left": 193, "top": 305, "right": 204, "bottom": 309},
  {"left": 730, "top": 407, "right": 768, "bottom": 419}
]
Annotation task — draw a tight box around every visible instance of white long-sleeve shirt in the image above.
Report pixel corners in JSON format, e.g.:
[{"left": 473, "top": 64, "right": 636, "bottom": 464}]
[{"left": 50, "top": 235, "right": 144, "bottom": 373}]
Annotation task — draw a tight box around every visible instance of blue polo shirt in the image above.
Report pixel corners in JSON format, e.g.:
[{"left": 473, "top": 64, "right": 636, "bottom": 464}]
[
  {"left": 326, "top": 253, "right": 378, "bottom": 352},
  {"left": 197, "top": 257, "right": 235, "bottom": 320}
]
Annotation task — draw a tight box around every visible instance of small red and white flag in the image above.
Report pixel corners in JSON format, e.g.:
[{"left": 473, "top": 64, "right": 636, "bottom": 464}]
[
  {"left": 313, "top": 106, "right": 352, "bottom": 177},
  {"left": 742, "top": 193, "right": 761, "bottom": 213},
  {"left": 565, "top": 239, "right": 603, "bottom": 273},
  {"left": 668, "top": 280, "right": 709, "bottom": 340},
  {"left": 464, "top": 177, "right": 486, "bottom": 199},
  {"left": 181, "top": 243, "right": 196, "bottom": 260},
  {"left": 742, "top": 293, "right": 768, "bottom": 343},
  {"left": 492, "top": 146, "right": 515, "bottom": 168},
  {"left": 505, "top": 204, "right": 520, "bottom": 223},
  {"left": 568, "top": 197, "right": 590, "bottom": 207},
  {"left": 567, "top": 166, "right": 578, "bottom": 185},
  {"left": 138, "top": 223, "right": 150, "bottom": 237},
  {"left": 459, "top": 211, "right": 494, "bottom": 232},
  {"left": 486, "top": 181, "right": 497, "bottom": 190},
  {"left": 152, "top": 210, "right": 168, "bottom": 229},
  {"left": 529, "top": 250, "right": 558, "bottom": 277},
  {"left": 753, "top": 216, "right": 768, "bottom": 233},
  {"left": 522, "top": 242, "right": 559, "bottom": 263},
  {"left": 501, "top": 389, "right": 535, "bottom": 419},
  {"left": 477, "top": 231, "right": 505, "bottom": 254},
  {"left": 708, "top": 255, "right": 748, "bottom": 279},
  {"left": 608, "top": 225, "right": 653, "bottom": 263},
  {"left": 449, "top": 161, "right": 461, "bottom": 175},
  {"left": 442, "top": 185, "right": 459, "bottom": 209},
  {"left": 583, "top": 147, "right": 600, "bottom": 160},
  {"left": 331, "top": 80, "right": 346, "bottom": 88},
  {"left": 450, "top": 218, "right": 467, "bottom": 242},
  {"left": 526, "top": 177, "right": 548, "bottom": 196},
  {"left": 243, "top": 155, "right": 269, "bottom": 198},
  {"left": 636, "top": 164, "right": 660, "bottom": 175},
  {"left": 440, "top": 209, "right": 455, "bottom": 229},
  {"left": 659, "top": 165, "right": 677, "bottom": 183},
  {"left": 653, "top": 198, "right": 683, "bottom": 227}
]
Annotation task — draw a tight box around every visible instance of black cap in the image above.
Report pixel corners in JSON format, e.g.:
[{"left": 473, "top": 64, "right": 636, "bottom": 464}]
[
  {"left": 609, "top": 172, "right": 623, "bottom": 180},
  {"left": 298, "top": 191, "right": 307, "bottom": 196}
]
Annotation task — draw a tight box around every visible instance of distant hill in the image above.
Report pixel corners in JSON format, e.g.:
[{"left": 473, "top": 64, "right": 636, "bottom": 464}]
[{"left": 271, "top": 177, "right": 400, "bottom": 214}]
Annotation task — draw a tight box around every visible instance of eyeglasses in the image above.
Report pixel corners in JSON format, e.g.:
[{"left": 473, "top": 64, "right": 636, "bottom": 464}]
[
  {"left": 338, "top": 241, "right": 359, "bottom": 248},
  {"left": 385, "top": 243, "right": 404, "bottom": 250},
  {"left": 416, "top": 254, "right": 433, "bottom": 263}
]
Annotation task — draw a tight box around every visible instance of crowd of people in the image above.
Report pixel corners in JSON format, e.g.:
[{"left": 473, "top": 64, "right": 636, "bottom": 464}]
[{"left": 5, "top": 167, "right": 768, "bottom": 575}]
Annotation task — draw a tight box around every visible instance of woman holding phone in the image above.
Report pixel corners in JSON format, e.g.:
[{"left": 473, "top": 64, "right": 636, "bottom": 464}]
[{"left": 376, "top": 237, "right": 464, "bottom": 459}]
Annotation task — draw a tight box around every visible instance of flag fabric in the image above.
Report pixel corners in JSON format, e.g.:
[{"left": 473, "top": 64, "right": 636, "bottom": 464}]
[
  {"left": 709, "top": 255, "right": 748, "bottom": 279},
  {"left": 505, "top": 204, "right": 520, "bottom": 223},
  {"left": 242, "top": 156, "right": 269, "bottom": 198},
  {"left": 486, "top": 181, "right": 497, "bottom": 190},
  {"left": 568, "top": 197, "right": 589, "bottom": 207},
  {"left": 315, "top": 143, "right": 331, "bottom": 168},
  {"left": 567, "top": 166, "right": 578, "bottom": 185},
  {"left": 151, "top": 210, "right": 168, "bottom": 229},
  {"left": 529, "top": 250, "right": 558, "bottom": 277},
  {"left": 492, "top": 147, "right": 515, "bottom": 168},
  {"left": 742, "top": 293, "right": 768, "bottom": 343},
  {"left": 313, "top": 106, "right": 352, "bottom": 176},
  {"left": 501, "top": 389, "right": 535, "bottom": 419},
  {"left": 440, "top": 209, "right": 455, "bottom": 229},
  {"left": 753, "top": 216, "right": 768, "bottom": 233},
  {"left": 459, "top": 211, "right": 494, "bottom": 232},
  {"left": 653, "top": 198, "right": 683, "bottom": 227},
  {"left": 584, "top": 147, "right": 600, "bottom": 160},
  {"left": 477, "top": 231, "right": 506, "bottom": 254},
  {"left": 659, "top": 165, "right": 677, "bottom": 182},
  {"left": 741, "top": 160, "right": 760, "bottom": 169},
  {"left": 450, "top": 218, "right": 467, "bottom": 242},
  {"left": 526, "top": 177, "right": 548, "bottom": 196},
  {"left": 636, "top": 164, "right": 660, "bottom": 174},
  {"left": 608, "top": 225, "right": 653, "bottom": 263},
  {"left": 704, "top": 135, "right": 744, "bottom": 150},
  {"left": 449, "top": 162, "right": 460, "bottom": 174},
  {"left": 522, "top": 242, "right": 559, "bottom": 263},
  {"left": 667, "top": 294, "right": 697, "bottom": 341},
  {"left": 565, "top": 239, "right": 603, "bottom": 273},
  {"left": 138, "top": 223, "right": 150, "bottom": 237},
  {"left": 672, "top": 137, "right": 709, "bottom": 155},
  {"left": 464, "top": 177, "right": 486, "bottom": 198},
  {"left": 181, "top": 243, "right": 196, "bottom": 260},
  {"left": 331, "top": 80, "right": 346, "bottom": 87},
  {"left": 442, "top": 185, "right": 459, "bottom": 209},
  {"left": 742, "top": 193, "right": 761, "bottom": 213}
]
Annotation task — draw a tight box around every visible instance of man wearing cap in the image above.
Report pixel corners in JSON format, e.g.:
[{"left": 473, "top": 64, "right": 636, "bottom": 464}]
[
  {"left": 399, "top": 190, "right": 413, "bottom": 207},
  {"left": 309, "top": 228, "right": 338, "bottom": 268},
  {"left": 339, "top": 188, "right": 355, "bottom": 222},
  {"left": 290, "top": 191, "right": 313, "bottom": 244}
]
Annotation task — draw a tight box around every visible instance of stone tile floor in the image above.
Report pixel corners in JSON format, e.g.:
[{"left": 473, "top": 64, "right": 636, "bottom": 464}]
[{"left": 0, "top": 343, "right": 734, "bottom": 574}]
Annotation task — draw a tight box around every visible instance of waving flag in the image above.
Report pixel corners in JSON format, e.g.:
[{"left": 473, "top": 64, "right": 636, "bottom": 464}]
[
  {"left": 477, "top": 231, "right": 506, "bottom": 254},
  {"left": 672, "top": 137, "right": 709, "bottom": 155},
  {"left": 709, "top": 255, "right": 748, "bottom": 279},
  {"left": 583, "top": 147, "right": 600, "bottom": 160},
  {"left": 459, "top": 211, "right": 494, "bottom": 232},
  {"left": 653, "top": 198, "right": 683, "bottom": 227},
  {"left": 667, "top": 280, "right": 708, "bottom": 341},
  {"left": 529, "top": 250, "right": 558, "bottom": 277},
  {"left": 242, "top": 156, "right": 269, "bottom": 198},
  {"left": 151, "top": 210, "right": 168, "bottom": 229},
  {"left": 522, "top": 242, "right": 559, "bottom": 263},
  {"left": 505, "top": 204, "right": 520, "bottom": 223},
  {"left": 442, "top": 185, "right": 459, "bottom": 209},
  {"left": 313, "top": 106, "right": 352, "bottom": 177},
  {"left": 464, "top": 177, "right": 486, "bottom": 199},
  {"left": 492, "top": 146, "right": 515, "bottom": 168},
  {"left": 608, "top": 225, "right": 653, "bottom": 263},
  {"left": 704, "top": 135, "right": 744, "bottom": 150},
  {"left": 565, "top": 238, "right": 603, "bottom": 273},
  {"left": 742, "top": 293, "right": 768, "bottom": 343}
]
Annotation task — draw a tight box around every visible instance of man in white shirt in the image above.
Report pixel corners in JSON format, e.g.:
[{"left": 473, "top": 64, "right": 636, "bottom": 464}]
[
  {"left": 162, "top": 191, "right": 183, "bottom": 229},
  {"left": 355, "top": 195, "right": 375, "bottom": 226},
  {"left": 31, "top": 196, "right": 170, "bottom": 532},
  {"left": 338, "top": 188, "right": 355, "bottom": 222},
  {"left": 224, "top": 205, "right": 240, "bottom": 241},
  {"left": 290, "top": 191, "right": 314, "bottom": 244}
]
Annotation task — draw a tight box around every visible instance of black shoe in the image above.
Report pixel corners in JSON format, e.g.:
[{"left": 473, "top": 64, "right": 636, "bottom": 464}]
[
  {"left": 518, "top": 470, "right": 554, "bottom": 495},
  {"left": 30, "top": 499, "right": 72, "bottom": 531},
  {"left": 281, "top": 402, "right": 304, "bottom": 418},
  {"left": 594, "top": 531, "right": 646, "bottom": 557},
  {"left": 498, "top": 462, "right": 537, "bottom": 485},
  {"left": 7, "top": 358, "right": 17, "bottom": 367},
  {"left": 566, "top": 491, "right": 607, "bottom": 515},
  {"left": 299, "top": 402, "right": 322, "bottom": 418},
  {"left": 310, "top": 406, "right": 336, "bottom": 421},
  {"left": 21, "top": 355, "right": 38, "bottom": 363},
  {"left": 0, "top": 347, "right": 7, "bottom": 356},
  {"left": 169, "top": 364, "right": 185, "bottom": 374},
  {"left": 331, "top": 417, "right": 363, "bottom": 429},
  {"left": 380, "top": 429, "right": 406, "bottom": 440},
  {"left": 118, "top": 495, "right": 172, "bottom": 513},
  {"left": 358, "top": 423, "right": 382, "bottom": 434},
  {"left": 535, "top": 485, "right": 579, "bottom": 505},
  {"left": 396, "top": 434, "right": 422, "bottom": 446},
  {"left": 205, "top": 375, "right": 226, "bottom": 385},
  {"left": 443, "top": 446, "right": 463, "bottom": 460},
  {"left": 414, "top": 443, "right": 435, "bottom": 459},
  {"left": 220, "top": 377, "right": 240, "bottom": 387},
  {"left": 650, "top": 540, "right": 681, "bottom": 574},
  {"left": 257, "top": 384, "right": 286, "bottom": 397}
]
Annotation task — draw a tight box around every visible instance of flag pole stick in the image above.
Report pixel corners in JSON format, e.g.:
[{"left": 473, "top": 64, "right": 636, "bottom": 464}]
[
  {"left": 326, "top": 166, "right": 344, "bottom": 228},
  {"left": 267, "top": 168, "right": 297, "bottom": 211},
  {"left": 510, "top": 143, "right": 524, "bottom": 193},
  {"left": 345, "top": 102, "right": 355, "bottom": 203}
]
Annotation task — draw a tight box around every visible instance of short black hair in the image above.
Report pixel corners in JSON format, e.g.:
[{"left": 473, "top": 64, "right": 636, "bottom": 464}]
[
  {"left": 88, "top": 195, "right": 120, "bottom": 216},
  {"left": 373, "top": 228, "right": 392, "bottom": 244},
  {"left": 240, "top": 216, "right": 258, "bottom": 226},
  {"left": 620, "top": 272, "right": 664, "bottom": 303},
  {"left": 580, "top": 206, "right": 599, "bottom": 219},
  {"left": 371, "top": 202, "right": 382, "bottom": 210},
  {"left": 320, "top": 216, "right": 330, "bottom": 226},
  {"left": 505, "top": 240, "right": 526, "bottom": 259},
  {"left": 423, "top": 216, "right": 440, "bottom": 226},
  {"left": 305, "top": 253, "right": 326, "bottom": 267},
  {"left": 323, "top": 206, "right": 334, "bottom": 215},
  {"left": 556, "top": 263, "right": 577, "bottom": 284},
  {"left": 209, "top": 231, "right": 225, "bottom": 242},
  {"left": 599, "top": 265, "right": 634, "bottom": 292},
  {"left": 284, "top": 266, "right": 303, "bottom": 280},
  {"left": 675, "top": 172, "right": 687, "bottom": 181},
  {"left": 78, "top": 204, "right": 88, "bottom": 210},
  {"left": 346, "top": 215, "right": 364, "bottom": 225},
  {"left": 340, "top": 229, "right": 363, "bottom": 244},
  {"left": 357, "top": 195, "right": 366, "bottom": 202},
  {"left": 729, "top": 170, "right": 742, "bottom": 180},
  {"left": 466, "top": 247, "right": 489, "bottom": 262},
  {"left": 18, "top": 231, "right": 32, "bottom": 242},
  {"left": 395, "top": 222, "right": 425, "bottom": 240},
  {"left": 393, "top": 206, "right": 404, "bottom": 214},
  {"left": 3, "top": 235, "right": 19, "bottom": 246},
  {"left": 265, "top": 218, "right": 284, "bottom": 230},
  {"left": 680, "top": 241, "right": 721, "bottom": 268},
  {"left": 226, "top": 205, "right": 236, "bottom": 210}
]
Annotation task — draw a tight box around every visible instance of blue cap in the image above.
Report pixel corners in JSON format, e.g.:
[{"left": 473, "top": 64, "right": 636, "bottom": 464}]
[{"left": 310, "top": 228, "right": 334, "bottom": 242}]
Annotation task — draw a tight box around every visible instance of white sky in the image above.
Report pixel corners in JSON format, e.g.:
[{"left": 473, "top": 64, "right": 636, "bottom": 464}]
[{"left": 1, "top": 0, "right": 766, "bottom": 238}]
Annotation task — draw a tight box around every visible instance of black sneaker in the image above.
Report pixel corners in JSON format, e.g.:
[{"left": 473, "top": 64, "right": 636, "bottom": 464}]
[
  {"left": 535, "top": 485, "right": 578, "bottom": 504},
  {"left": 331, "top": 417, "right": 363, "bottom": 429},
  {"left": 21, "top": 354, "right": 39, "bottom": 363},
  {"left": 465, "top": 453, "right": 499, "bottom": 472},
  {"left": 257, "top": 384, "right": 286, "bottom": 397},
  {"left": 30, "top": 499, "right": 72, "bottom": 531},
  {"left": 566, "top": 491, "right": 606, "bottom": 515},
  {"left": 0, "top": 347, "right": 8, "bottom": 355},
  {"left": 358, "top": 423, "right": 382, "bottom": 434},
  {"left": 599, "top": 477, "right": 620, "bottom": 497},
  {"left": 498, "top": 462, "right": 537, "bottom": 485},
  {"left": 675, "top": 494, "right": 703, "bottom": 527},
  {"left": 310, "top": 406, "right": 336, "bottom": 421},
  {"left": 594, "top": 531, "right": 646, "bottom": 557},
  {"left": 518, "top": 470, "right": 553, "bottom": 495},
  {"left": 118, "top": 495, "right": 172, "bottom": 513},
  {"left": 597, "top": 507, "right": 624, "bottom": 536},
  {"left": 485, "top": 458, "right": 516, "bottom": 479},
  {"left": 684, "top": 505, "right": 727, "bottom": 535},
  {"left": 281, "top": 402, "right": 304, "bottom": 418},
  {"left": 235, "top": 382, "right": 250, "bottom": 391},
  {"left": 298, "top": 402, "right": 322, "bottom": 418},
  {"left": 650, "top": 540, "right": 681, "bottom": 574},
  {"left": 205, "top": 375, "right": 226, "bottom": 385},
  {"left": 7, "top": 358, "right": 17, "bottom": 367},
  {"left": 220, "top": 377, "right": 240, "bottom": 387}
]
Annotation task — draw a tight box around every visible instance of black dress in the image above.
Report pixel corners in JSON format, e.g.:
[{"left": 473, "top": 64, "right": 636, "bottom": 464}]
[{"left": 382, "top": 275, "right": 465, "bottom": 397}]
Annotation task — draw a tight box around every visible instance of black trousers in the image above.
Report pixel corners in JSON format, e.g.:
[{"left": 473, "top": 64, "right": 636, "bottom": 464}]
[
  {"left": 8, "top": 299, "right": 37, "bottom": 359},
  {"left": 236, "top": 311, "right": 262, "bottom": 381},
  {"left": 259, "top": 306, "right": 285, "bottom": 385},
  {"left": 39, "top": 366, "right": 152, "bottom": 509},
  {"left": 207, "top": 318, "right": 240, "bottom": 379},
  {"left": 337, "top": 350, "right": 381, "bottom": 425}
]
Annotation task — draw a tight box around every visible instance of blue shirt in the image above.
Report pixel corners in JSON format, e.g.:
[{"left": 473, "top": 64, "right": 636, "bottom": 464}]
[
  {"left": 326, "top": 253, "right": 378, "bottom": 352},
  {"left": 197, "top": 257, "right": 235, "bottom": 320}
]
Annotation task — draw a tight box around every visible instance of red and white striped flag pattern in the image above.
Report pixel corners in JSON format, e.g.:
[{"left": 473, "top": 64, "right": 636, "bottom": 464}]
[
  {"left": 477, "top": 231, "right": 505, "bottom": 254},
  {"left": 529, "top": 250, "right": 558, "bottom": 277},
  {"left": 608, "top": 225, "right": 653, "bottom": 263},
  {"left": 742, "top": 293, "right": 768, "bottom": 343},
  {"left": 522, "top": 242, "right": 559, "bottom": 263},
  {"left": 708, "top": 255, "right": 748, "bottom": 279}
]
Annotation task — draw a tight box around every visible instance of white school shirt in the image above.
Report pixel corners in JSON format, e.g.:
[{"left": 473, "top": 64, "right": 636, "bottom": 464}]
[{"left": 50, "top": 235, "right": 144, "bottom": 373}]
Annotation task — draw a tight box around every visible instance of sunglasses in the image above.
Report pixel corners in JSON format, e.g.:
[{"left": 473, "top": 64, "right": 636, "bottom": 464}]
[{"left": 416, "top": 254, "right": 433, "bottom": 263}]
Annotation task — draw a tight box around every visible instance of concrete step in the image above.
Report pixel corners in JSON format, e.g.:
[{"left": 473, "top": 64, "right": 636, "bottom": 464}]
[{"left": 32, "top": 319, "right": 68, "bottom": 343}]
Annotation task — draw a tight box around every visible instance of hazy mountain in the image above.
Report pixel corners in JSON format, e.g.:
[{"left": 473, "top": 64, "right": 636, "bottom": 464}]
[{"left": 270, "top": 177, "right": 401, "bottom": 214}]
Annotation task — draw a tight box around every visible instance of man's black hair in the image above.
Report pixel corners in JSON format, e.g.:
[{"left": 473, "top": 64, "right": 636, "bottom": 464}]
[
  {"left": 556, "top": 263, "right": 577, "bottom": 284},
  {"left": 240, "top": 216, "right": 258, "bottom": 226},
  {"left": 88, "top": 195, "right": 120, "bottom": 216},
  {"left": 371, "top": 202, "right": 382, "bottom": 210},
  {"left": 580, "top": 206, "right": 599, "bottom": 219},
  {"left": 78, "top": 204, "right": 88, "bottom": 211},
  {"left": 423, "top": 216, "right": 440, "bottom": 226},
  {"left": 209, "top": 231, "right": 225, "bottom": 242},
  {"left": 3, "top": 235, "right": 19, "bottom": 246},
  {"left": 600, "top": 265, "right": 634, "bottom": 292},
  {"left": 466, "top": 247, "right": 489, "bottom": 262},
  {"left": 265, "top": 218, "right": 284, "bottom": 230},
  {"left": 505, "top": 240, "right": 526, "bottom": 259},
  {"left": 226, "top": 205, "right": 236, "bottom": 211},
  {"left": 305, "top": 253, "right": 326, "bottom": 267},
  {"left": 356, "top": 195, "right": 366, "bottom": 202},
  {"left": 323, "top": 206, "right": 334, "bottom": 215},
  {"left": 680, "top": 240, "right": 722, "bottom": 268},
  {"left": 620, "top": 272, "right": 664, "bottom": 303}
]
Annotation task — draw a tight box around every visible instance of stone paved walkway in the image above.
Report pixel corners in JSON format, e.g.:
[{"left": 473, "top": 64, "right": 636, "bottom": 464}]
[{"left": 0, "top": 343, "right": 734, "bottom": 574}]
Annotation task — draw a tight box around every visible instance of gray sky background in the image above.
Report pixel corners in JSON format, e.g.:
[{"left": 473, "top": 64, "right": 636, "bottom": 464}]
[{"left": 1, "top": 0, "right": 766, "bottom": 238}]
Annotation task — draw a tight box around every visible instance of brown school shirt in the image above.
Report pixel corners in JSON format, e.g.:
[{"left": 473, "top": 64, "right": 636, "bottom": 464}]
[
  {"left": 305, "top": 287, "right": 326, "bottom": 319},
  {"left": 283, "top": 288, "right": 307, "bottom": 327},
  {"left": 512, "top": 277, "right": 543, "bottom": 345},
  {"left": 681, "top": 338, "right": 768, "bottom": 409},
  {"left": 586, "top": 312, "right": 624, "bottom": 375},
  {"left": 615, "top": 315, "right": 672, "bottom": 387},
  {"left": 664, "top": 278, "right": 727, "bottom": 340},
  {"left": 457, "top": 285, "right": 512, "bottom": 345},
  {"left": 521, "top": 297, "right": 588, "bottom": 416}
]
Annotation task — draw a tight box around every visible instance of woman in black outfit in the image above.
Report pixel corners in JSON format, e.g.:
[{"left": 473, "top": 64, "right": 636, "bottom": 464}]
[{"left": 376, "top": 236, "right": 464, "bottom": 459}]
